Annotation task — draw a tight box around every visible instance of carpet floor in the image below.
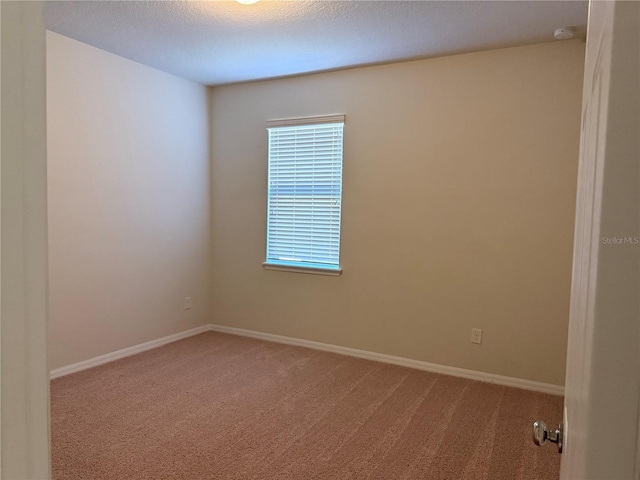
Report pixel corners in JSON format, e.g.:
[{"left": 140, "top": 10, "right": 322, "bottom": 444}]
[{"left": 51, "top": 332, "right": 562, "bottom": 479}]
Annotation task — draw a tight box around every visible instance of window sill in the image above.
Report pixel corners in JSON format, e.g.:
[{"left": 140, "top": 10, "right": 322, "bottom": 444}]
[{"left": 262, "top": 262, "right": 342, "bottom": 277}]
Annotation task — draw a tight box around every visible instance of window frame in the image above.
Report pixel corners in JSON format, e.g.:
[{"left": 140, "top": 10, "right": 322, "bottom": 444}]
[{"left": 262, "top": 115, "right": 345, "bottom": 276}]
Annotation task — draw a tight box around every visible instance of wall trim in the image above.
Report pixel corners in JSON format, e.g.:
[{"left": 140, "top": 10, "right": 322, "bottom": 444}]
[
  {"left": 49, "top": 323, "right": 565, "bottom": 396},
  {"left": 208, "top": 324, "right": 565, "bottom": 396},
  {"left": 49, "top": 325, "right": 210, "bottom": 379}
]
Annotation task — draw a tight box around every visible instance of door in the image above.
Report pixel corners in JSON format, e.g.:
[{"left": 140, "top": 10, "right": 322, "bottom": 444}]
[{"left": 557, "top": 0, "right": 639, "bottom": 478}]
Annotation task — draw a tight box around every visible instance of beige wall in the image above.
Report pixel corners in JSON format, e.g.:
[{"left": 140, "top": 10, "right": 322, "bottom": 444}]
[
  {"left": 211, "top": 40, "right": 585, "bottom": 386},
  {"left": 2, "top": 2, "right": 50, "bottom": 477},
  {"left": 47, "top": 31, "right": 211, "bottom": 370}
]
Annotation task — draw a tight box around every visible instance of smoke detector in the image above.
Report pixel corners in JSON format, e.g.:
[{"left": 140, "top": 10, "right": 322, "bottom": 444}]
[{"left": 554, "top": 27, "right": 575, "bottom": 40}]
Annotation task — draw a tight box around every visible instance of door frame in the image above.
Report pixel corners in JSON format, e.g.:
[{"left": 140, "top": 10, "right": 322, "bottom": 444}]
[{"left": 0, "top": 2, "right": 50, "bottom": 478}]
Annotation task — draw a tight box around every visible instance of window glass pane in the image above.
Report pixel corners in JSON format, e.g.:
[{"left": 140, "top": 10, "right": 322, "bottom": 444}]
[{"left": 266, "top": 122, "right": 344, "bottom": 269}]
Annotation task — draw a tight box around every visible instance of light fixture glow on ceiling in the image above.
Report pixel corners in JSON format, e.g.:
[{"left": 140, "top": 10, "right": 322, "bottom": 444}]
[{"left": 236, "top": 0, "right": 260, "bottom": 4}]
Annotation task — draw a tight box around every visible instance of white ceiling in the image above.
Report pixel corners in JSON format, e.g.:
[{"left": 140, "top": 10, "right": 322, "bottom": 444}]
[{"left": 45, "top": 1, "right": 588, "bottom": 86}]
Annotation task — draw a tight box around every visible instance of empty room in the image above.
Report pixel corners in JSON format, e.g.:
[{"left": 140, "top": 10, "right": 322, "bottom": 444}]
[{"left": 3, "top": 0, "right": 638, "bottom": 479}]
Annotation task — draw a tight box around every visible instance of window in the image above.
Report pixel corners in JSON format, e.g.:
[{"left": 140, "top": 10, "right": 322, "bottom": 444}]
[{"left": 263, "top": 115, "right": 345, "bottom": 276}]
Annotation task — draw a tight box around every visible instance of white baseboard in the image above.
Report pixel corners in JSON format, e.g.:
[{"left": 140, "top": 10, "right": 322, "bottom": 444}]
[
  {"left": 208, "top": 324, "right": 565, "bottom": 396},
  {"left": 49, "top": 323, "right": 564, "bottom": 396},
  {"left": 49, "top": 325, "right": 211, "bottom": 380}
]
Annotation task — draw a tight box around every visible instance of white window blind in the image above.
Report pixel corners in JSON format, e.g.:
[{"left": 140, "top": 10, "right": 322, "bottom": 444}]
[{"left": 265, "top": 116, "right": 344, "bottom": 273}]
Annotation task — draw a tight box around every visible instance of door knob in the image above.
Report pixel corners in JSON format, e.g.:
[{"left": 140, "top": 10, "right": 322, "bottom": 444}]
[{"left": 532, "top": 421, "right": 563, "bottom": 453}]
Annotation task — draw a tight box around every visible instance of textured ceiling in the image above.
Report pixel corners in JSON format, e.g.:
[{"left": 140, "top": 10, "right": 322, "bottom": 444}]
[{"left": 45, "top": 1, "right": 588, "bottom": 86}]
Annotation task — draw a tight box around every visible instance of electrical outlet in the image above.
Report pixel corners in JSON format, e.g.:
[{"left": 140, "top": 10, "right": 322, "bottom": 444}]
[
  {"left": 184, "top": 297, "right": 192, "bottom": 310},
  {"left": 471, "top": 328, "right": 482, "bottom": 344}
]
